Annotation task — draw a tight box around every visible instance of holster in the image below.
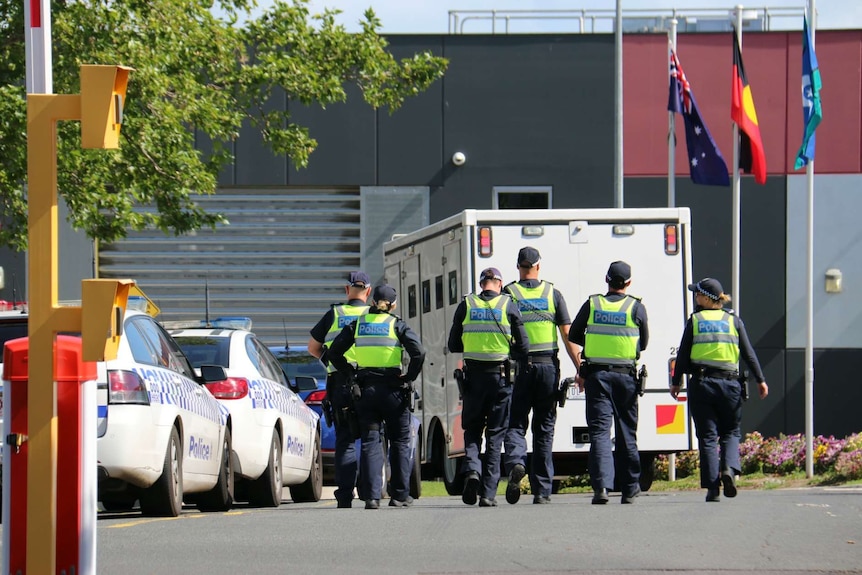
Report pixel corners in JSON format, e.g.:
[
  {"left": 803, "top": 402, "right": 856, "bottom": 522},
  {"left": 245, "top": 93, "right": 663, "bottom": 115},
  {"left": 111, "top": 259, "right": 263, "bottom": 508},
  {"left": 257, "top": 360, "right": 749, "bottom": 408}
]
[
  {"left": 738, "top": 369, "right": 750, "bottom": 402},
  {"left": 454, "top": 368, "right": 466, "bottom": 400},
  {"left": 335, "top": 406, "right": 361, "bottom": 440}
]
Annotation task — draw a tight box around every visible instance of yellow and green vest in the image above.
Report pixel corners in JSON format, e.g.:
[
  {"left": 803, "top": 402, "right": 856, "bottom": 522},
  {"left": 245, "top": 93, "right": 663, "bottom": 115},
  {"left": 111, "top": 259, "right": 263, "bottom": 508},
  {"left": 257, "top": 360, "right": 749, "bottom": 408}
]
[
  {"left": 505, "top": 281, "right": 557, "bottom": 353},
  {"left": 325, "top": 303, "right": 370, "bottom": 373},
  {"left": 462, "top": 294, "right": 512, "bottom": 362},
  {"left": 584, "top": 295, "right": 639, "bottom": 365},
  {"left": 690, "top": 309, "right": 740, "bottom": 371},
  {"left": 352, "top": 313, "right": 403, "bottom": 368}
]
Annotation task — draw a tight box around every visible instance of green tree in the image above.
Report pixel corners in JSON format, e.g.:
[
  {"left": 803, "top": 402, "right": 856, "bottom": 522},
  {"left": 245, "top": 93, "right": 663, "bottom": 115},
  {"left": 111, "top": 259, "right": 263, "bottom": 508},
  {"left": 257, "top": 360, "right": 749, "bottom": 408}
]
[{"left": 0, "top": 0, "right": 447, "bottom": 250}]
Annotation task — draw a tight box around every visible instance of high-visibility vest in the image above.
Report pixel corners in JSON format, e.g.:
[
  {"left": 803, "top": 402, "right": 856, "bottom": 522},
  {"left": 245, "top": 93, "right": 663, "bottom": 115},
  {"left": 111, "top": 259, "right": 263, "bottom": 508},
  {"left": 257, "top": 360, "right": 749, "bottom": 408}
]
[
  {"left": 325, "top": 303, "right": 369, "bottom": 373},
  {"left": 690, "top": 309, "right": 740, "bottom": 371},
  {"left": 353, "top": 313, "right": 402, "bottom": 368},
  {"left": 505, "top": 281, "right": 557, "bottom": 353},
  {"left": 462, "top": 294, "right": 512, "bottom": 362},
  {"left": 583, "top": 295, "right": 639, "bottom": 366}
]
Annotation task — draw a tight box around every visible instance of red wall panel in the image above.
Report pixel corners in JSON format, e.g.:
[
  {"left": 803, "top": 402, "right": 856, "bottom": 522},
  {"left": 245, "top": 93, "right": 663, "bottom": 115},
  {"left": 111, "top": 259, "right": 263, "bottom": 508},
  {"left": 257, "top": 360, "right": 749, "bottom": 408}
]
[{"left": 625, "top": 30, "right": 862, "bottom": 176}]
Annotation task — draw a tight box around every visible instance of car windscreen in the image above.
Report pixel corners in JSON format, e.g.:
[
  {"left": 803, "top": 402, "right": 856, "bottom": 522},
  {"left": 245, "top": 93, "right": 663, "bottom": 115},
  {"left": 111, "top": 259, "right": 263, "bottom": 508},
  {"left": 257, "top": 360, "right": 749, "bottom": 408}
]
[
  {"left": 173, "top": 336, "right": 231, "bottom": 368},
  {"left": 272, "top": 349, "right": 326, "bottom": 381}
]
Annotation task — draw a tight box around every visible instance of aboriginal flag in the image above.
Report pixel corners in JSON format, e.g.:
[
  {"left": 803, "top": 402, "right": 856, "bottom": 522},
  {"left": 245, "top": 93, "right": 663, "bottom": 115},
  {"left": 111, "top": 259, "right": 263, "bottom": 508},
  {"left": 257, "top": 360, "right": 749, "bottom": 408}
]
[{"left": 731, "top": 29, "right": 767, "bottom": 184}]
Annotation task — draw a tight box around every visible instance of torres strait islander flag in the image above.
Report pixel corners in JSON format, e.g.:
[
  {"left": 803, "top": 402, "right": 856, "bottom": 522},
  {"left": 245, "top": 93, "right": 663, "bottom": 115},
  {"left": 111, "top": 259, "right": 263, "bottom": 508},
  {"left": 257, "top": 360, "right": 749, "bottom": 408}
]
[{"left": 731, "top": 28, "right": 767, "bottom": 184}]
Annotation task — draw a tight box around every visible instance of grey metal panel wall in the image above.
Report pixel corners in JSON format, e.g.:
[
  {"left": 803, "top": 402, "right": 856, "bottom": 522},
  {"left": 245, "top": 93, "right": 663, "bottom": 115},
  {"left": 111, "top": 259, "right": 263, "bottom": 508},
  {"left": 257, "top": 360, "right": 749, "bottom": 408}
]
[
  {"left": 785, "top": 349, "right": 862, "bottom": 439},
  {"left": 429, "top": 35, "right": 615, "bottom": 221},
  {"left": 360, "top": 186, "right": 430, "bottom": 286},
  {"left": 378, "top": 37, "right": 445, "bottom": 187},
  {"left": 236, "top": 88, "right": 288, "bottom": 186},
  {"left": 787, "top": 174, "right": 862, "bottom": 348},
  {"left": 287, "top": 84, "right": 376, "bottom": 186},
  {"left": 97, "top": 188, "right": 361, "bottom": 346}
]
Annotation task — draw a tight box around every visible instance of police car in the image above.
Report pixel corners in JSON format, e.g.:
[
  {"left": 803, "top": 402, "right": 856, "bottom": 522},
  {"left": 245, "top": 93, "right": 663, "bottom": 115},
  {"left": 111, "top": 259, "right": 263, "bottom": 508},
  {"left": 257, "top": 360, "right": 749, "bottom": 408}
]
[
  {"left": 97, "top": 304, "right": 234, "bottom": 516},
  {"left": 170, "top": 319, "right": 323, "bottom": 507}
]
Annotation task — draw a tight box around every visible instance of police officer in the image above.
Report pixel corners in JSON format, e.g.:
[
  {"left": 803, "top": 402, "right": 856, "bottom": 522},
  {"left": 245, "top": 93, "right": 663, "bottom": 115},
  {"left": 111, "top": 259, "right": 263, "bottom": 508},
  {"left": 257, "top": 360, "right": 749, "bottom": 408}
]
[
  {"left": 568, "top": 261, "right": 648, "bottom": 505},
  {"left": 502, "top": 247, "right": 581, "bottom": 505},
  {"left": 447, "top": 267, "right": 529, "bottom": 507},
  {"left": 328, "top": 284, "right": 425, "bottom": 509},
  {"left": 307, "top": 271, "right": 371, "bottom": 509},
  {"left": 670, "top": 277, "right": 769, "bottom": 502}
]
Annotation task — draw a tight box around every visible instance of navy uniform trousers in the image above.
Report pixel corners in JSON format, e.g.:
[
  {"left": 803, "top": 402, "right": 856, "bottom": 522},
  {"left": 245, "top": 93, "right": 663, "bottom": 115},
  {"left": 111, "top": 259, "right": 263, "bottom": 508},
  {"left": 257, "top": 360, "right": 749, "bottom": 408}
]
[
  {"left": 354, "top": 378, "right": 411, "bottom": 502},
  {"left": 585, "top": 369, "right": 640, "bottom": 497},
  {"left": 504, "top": 362, "right": 558, "bottom": 498},
  {"left": 327, "top": 372, "right": 358, "bottom": 506},
  {"left": 688, "top": 375, "right": 744, "bottom": 489},
  {"left": 461, "top": 366, "right": 513, "bottom": 499}
]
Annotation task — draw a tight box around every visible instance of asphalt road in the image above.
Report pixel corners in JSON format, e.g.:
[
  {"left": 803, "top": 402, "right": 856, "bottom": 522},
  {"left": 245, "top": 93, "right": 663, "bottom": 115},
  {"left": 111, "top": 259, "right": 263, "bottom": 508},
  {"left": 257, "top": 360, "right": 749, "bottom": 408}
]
[{"left": 84, "top": 486, "right": 862, "bottom": 574}]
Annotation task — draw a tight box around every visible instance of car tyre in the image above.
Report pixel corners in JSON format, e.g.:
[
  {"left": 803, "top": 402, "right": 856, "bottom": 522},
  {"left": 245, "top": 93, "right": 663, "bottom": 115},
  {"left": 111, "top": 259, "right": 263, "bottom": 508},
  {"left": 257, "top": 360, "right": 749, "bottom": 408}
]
[
  {"left": 140, "top": 427, "right": 183, "bottom": 517},
  {"left": 289, "top": 428, "right": 323, "bottom": 503},
  {"left": 249, "top": 429, "right": 282, "bottom": 508},
  {"left": 197, "top": 427, "right": 235, "bottom": 512}
]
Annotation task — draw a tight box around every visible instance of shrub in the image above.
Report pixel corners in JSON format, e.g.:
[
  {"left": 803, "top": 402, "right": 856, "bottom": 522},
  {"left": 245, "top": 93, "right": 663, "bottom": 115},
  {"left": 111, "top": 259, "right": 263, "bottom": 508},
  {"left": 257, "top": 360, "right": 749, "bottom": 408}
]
[
  {"left": 813, "top": 435, "right": 846, "bottom": 474},
  {"left": 760, "top": 433, "right": 806, "bottom": 475},
  {"left": 834, "top": 450, "right": 862, "bottom": 480},
  {"left": 739, "top": 431, "right": 764, "bottom": 474}
]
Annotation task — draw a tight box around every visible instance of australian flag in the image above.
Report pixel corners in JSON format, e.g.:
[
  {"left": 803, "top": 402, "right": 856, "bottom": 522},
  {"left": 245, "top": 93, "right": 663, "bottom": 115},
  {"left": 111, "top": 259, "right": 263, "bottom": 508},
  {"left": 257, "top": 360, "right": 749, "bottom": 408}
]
[{"left": 668, "top": 47, "right": 730, "bottom": 186}]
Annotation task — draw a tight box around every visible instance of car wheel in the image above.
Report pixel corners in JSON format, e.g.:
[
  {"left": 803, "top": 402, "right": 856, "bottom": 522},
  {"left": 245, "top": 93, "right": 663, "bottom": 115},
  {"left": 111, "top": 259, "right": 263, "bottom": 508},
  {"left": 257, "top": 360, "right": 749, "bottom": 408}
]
[
  {"left": 249, "top": 429, "right": 282, "bottom": 508},
  {"left": 289, "top": 429, "right": 323, "bottom": 503},
  {"left": 639, "top": 452, "right": 656, "bottom": 493},
  {"left": 409, "top": 445, "right": 422, "bottom": 500},
  {"left": 197, "top": 427, "right": 235, "bottom": 512},
  {"left": 140, "top": 427, "right": 183, "bottom": 517}
]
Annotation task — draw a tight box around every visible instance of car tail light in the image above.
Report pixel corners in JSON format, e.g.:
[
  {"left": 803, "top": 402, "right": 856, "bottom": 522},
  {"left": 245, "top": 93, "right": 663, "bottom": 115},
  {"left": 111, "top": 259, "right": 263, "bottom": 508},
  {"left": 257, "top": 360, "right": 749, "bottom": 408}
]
[
  {"left": 305, "top": 390, "right": 327, "bottom": 406},
  {"left": 205, "top": 377, "right": 249, "bottom": 400},
  {"left": 108, "top": 370, "right": 150, "bottom": 405}
]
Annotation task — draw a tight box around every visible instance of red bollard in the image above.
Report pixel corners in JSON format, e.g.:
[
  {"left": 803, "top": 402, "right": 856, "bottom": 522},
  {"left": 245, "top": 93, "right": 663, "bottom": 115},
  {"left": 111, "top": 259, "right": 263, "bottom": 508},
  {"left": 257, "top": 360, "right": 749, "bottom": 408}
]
[
  {"left": 2, "top": 335, "right": 96, "bottom": 575},
  {"left": 55, "top": 335, "right": 96, "bottom": 574},
  {"left": 4, "top": 336, "right": 32, "bottom": 574}
]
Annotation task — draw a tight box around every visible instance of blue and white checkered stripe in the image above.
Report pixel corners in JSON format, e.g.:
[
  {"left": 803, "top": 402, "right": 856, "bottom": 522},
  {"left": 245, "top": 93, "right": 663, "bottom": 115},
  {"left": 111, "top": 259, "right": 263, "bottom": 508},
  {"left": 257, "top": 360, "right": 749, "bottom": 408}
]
[
  {"left": 133, "top": 367, "right": 224, "bottom": 425},
  {"left": 248, "top": 378, "right": 314, "bottom": 427}
]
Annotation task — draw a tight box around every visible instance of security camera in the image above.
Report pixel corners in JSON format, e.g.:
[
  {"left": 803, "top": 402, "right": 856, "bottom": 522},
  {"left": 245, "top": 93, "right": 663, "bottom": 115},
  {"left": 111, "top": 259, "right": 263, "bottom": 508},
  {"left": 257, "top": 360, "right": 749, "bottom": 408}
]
[{"left": 452, "top": 151, "right": 466, "bottom": 166}]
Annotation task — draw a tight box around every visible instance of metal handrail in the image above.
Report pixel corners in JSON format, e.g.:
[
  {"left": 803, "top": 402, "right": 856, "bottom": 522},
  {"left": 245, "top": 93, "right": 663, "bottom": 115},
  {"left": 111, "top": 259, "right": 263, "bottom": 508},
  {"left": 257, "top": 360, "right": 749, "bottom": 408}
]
[{"left": 448, "top": 6, "right": 806, "bottom": 34}]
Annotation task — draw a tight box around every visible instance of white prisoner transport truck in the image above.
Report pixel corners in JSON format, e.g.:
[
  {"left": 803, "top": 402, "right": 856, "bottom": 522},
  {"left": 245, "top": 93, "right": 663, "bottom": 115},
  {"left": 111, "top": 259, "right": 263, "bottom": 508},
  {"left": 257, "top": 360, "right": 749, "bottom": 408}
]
[{"left": 382, "top": 208, "right": 695, "bottom": 494}]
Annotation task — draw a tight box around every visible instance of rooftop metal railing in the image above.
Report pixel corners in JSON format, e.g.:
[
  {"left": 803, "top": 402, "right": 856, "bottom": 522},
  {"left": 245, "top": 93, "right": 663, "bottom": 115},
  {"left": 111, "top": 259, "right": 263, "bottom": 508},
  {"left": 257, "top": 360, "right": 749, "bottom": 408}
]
[{"left": 448, "top": 6, "right": 806, "bottom": 34}]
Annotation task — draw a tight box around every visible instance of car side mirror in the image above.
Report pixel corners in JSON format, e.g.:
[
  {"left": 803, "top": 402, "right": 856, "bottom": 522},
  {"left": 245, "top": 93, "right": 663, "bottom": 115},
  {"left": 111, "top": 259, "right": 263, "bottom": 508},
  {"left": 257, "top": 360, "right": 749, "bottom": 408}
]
[
  {"left": 293, "top": 375, "right": 319, "bottom": 393},
  {"left": 199, "top": 364, "right": 228, "bottom": 383}
]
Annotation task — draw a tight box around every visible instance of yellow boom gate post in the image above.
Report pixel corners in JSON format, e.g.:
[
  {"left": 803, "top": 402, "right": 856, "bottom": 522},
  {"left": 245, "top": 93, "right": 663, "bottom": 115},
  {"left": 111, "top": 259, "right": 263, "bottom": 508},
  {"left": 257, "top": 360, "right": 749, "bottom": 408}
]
[{"left": 23, "top": 64, "right": 132, "bottom": 575}]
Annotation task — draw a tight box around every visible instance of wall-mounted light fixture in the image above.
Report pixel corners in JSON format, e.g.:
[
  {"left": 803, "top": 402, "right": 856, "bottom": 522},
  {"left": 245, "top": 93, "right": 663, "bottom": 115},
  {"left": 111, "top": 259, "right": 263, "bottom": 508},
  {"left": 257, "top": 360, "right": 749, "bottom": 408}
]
[{"left": 825, "top": 268, "right": 842, "bottom": 293}]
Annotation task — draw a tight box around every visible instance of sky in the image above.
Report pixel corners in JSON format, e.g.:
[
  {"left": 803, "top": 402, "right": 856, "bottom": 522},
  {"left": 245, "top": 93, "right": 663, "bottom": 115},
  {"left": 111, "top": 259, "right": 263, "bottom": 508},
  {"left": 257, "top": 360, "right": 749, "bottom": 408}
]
[{"left": 253, "top": 1, "right": 862, "bottom": 33}]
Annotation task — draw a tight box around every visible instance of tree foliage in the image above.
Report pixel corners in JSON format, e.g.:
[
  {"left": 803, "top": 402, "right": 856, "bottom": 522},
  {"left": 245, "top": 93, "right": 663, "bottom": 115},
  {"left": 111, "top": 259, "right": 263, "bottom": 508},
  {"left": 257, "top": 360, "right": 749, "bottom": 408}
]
[{"left": 0, "top": 0, "right": 447, "bottom": 250}]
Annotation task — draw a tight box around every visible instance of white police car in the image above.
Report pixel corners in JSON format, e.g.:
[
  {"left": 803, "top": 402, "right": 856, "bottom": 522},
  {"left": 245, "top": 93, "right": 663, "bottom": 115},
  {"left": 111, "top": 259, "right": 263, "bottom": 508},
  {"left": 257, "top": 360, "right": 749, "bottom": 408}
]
[
  {"left": 170, "top": 319, "right": 323, "bottom": 507},
  {"left": 97, "top": 305, "right": 234, "bottom": 516}
]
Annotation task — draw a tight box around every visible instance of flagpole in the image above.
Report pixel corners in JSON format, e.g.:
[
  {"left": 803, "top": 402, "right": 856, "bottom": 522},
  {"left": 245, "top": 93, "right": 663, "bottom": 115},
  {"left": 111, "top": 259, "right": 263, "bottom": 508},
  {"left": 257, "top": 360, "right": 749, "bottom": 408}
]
[
  {"left": 668, "top": 19, "right": 678, "bottom": 208},
  {"left": 804, "top": 0, "right": 816, "bottom": 479},
  {"left": 614, "top": 0, "right": 624, "bottom": 208},
  {"left": 731, "top": 6, "right": 743, "bottom": 315}
]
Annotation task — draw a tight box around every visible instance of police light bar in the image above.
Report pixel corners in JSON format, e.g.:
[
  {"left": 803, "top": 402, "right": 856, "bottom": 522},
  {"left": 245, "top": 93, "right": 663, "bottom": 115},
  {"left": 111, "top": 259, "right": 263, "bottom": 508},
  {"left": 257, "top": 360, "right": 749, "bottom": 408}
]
[{"left": 206, "top": 317, "right": 253, "bottom": 331}]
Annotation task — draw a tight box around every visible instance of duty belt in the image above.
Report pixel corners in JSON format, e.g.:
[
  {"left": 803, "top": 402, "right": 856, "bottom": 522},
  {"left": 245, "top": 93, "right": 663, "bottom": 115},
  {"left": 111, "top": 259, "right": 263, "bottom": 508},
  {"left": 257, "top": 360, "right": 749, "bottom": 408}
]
[
  {"left": 697, "top": 367, "right": 739, "bottom": 380},
  {"left": 587, "top": 364, "right": 634, "bottom": 374},
  {"left": 464, "top": 359, "right": 506, "bottom": 373},
  {"left": 526, "top": 355, "right": 555, "bottom": 364}
]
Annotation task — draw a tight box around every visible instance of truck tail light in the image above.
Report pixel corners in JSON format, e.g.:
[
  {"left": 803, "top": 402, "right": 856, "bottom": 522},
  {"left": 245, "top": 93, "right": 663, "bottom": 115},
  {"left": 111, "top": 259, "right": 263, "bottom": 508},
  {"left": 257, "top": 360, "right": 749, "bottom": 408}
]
[
  {"left": 478, "top": 226, "right": 493, "bottom": 257},
  {"left": 205, "top": 377, "right": 249, "bottom": 400},
  {"left": 304, "top": 390, "right": 327, "bottom": 406},
  {"left": 664, "top": 224, "right": 679, "bottom": 255},
  {"left": 108, "top": 370, "right": 150, "bottom": 405}
]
